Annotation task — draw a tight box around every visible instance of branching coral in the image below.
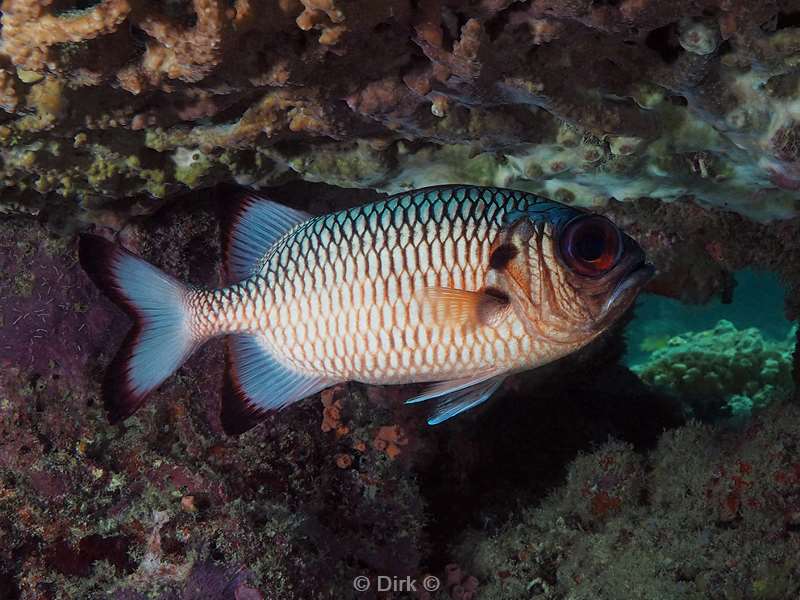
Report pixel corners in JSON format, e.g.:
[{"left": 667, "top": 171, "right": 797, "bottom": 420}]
[
  {"left": 0, "top": 0, "right": 132, "bottom": 72},
  {"left": 633, "top": 319, "right": 795, "bottom": 416},
  {"left": 296, "top": 0, "right": 348, "bottom": 45},
  {"left": 117, "top": 0, "right": 228, "bottom": 93}
]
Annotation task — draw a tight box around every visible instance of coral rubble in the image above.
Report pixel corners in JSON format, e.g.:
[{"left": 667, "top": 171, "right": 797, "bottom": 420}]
[
  {"left": 633, "top": 319, "right": 795, "bottom": 417},
  {"left": 1, "top": 1, "right": 800, "bottom": 221}
]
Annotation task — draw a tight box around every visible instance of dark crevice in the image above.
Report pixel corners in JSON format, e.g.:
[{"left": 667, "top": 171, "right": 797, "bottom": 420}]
[
  {"left": 373, "top": 21, "right": 393, "bottom": 35},
  {"left": 160, "top": 0, "right": 198, "bottom": 27},
  {"left": 207, "top": 94, "right": 261, "bottom": 126},
  {"left": 645, "top": 23, "right": 683, "bottom": 64},
  {"left": 484, "top": 1, "right": 530, "bottom": 41},
  {"left": 0, "top": 568, "right": 20, "bottom": 600},
  {"left": 418, "top": 322, "right": 685, "bottom": 575},
  {"left": 128, "top": 24, "right": 150, "bottom": 51},
  {"left": 776, "top": 11, "right": 800, "bottom": 30},
  {"left": 52, "top": 0, "right": 102, "bottom": 14}
]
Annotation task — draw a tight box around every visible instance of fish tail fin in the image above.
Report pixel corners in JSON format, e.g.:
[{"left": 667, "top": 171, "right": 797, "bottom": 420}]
[{"left": 79, "top": 234, "right": 200, "bottom": 423}]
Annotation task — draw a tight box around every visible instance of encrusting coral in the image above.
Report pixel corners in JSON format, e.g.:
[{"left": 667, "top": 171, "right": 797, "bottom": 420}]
[
  {"left": 456, "top": 401, "right": 800, "bottom": 599},
  {"left": 1, "top": 1, "right": 800, "bottom": 221},
  {"left": 633, "top": 319, "right": 795, "bottom": 416}
]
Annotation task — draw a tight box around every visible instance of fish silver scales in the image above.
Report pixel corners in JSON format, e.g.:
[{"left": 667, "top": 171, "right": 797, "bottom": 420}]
[{"left": 194, "top": 187, "right": 533, "bottom": 382}]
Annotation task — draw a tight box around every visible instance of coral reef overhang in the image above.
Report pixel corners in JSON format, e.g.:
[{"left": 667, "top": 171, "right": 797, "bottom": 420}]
[{"left": 2, "top": 0, "right": 800, "bottom": 221}]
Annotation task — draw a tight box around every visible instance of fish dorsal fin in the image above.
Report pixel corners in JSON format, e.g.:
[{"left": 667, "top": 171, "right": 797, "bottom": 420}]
[
  {"left": 418, "top": 287, "right": 511, "bottom": 330},
  {"left": 222, "top": 190, "right": 311, "bottom": 283},
  {"left": 220, "top": 334, "right": 337, "bottom": 435},
  {"left": 406, "top": 370, "right": 507, "bottom": 425}
]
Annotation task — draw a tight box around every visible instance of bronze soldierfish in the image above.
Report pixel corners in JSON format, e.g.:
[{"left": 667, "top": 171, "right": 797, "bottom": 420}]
[{"left": 79, "top": 185, "right": 653, "bottom": 433}]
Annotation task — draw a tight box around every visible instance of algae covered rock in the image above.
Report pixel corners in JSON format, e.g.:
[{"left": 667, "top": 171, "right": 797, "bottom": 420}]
[
  {"left": 458, "top": 401, "right": 800, "bottom": 600},
  {"left": 1, "top": 1, "right": 800, "bottom": 223},
  {"left": 632, "top": 319, "right": 795, "bottom": 417}
]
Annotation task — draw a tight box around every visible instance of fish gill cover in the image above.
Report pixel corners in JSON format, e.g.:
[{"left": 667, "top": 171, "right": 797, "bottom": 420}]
[{"left": 0, "top": 1, "right": 799, "bottom": 599}]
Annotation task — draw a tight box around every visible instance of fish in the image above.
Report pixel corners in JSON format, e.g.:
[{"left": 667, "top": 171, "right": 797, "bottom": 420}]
[{"left": 79, "top": 185, "right": 654, "bottom": 434}]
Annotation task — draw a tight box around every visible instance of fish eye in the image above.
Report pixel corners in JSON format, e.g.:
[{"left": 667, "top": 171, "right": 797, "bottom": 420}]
[{"left": 558, "top": 215, "right": 623, "bottom": 276}]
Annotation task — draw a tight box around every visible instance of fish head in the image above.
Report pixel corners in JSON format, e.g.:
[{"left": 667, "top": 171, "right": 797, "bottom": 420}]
[{"left": 491, "top": 204, "right": 654, "bottom": 344}]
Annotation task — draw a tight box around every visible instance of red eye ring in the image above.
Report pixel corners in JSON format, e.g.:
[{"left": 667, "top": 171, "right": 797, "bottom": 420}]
[{"left": 558, "top": 215, "right": 623, "bottom": 277}]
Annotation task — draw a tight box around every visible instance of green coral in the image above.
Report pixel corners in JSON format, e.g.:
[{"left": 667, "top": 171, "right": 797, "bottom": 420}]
[{"left": 632, "top": 320, "right": 795, "bottom": 416}]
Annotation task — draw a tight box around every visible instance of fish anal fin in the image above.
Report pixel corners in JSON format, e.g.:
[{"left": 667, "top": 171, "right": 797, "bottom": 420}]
[
  {"left": 419, "top": 287, "right": 511, "bottom": 329},
  {"left": 221, "top": 188, "right": 311, "bottom": 283},
  {"left": 220, "top": 334, "right": 337, "bottom": 435},
  {"left": 219, "top": 341, "right": 269, "bottom": 435}
]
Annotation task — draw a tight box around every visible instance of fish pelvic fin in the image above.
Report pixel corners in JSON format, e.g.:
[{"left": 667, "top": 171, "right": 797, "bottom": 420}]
[
  {"left": 220, "top": 334, "right": 338, "bottom": 435},
  {"left": 221, "top": 188, "right": 311, "bottom": 283},
  {"left": 405, "top": 368, "right": 508, "bottom": 425},
  {"left": 79, "top": 234, "right": 200, "bottom": 424}
]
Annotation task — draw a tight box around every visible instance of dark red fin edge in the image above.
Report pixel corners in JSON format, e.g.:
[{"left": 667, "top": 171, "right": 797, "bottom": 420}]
[
  {"left": 102, "top": 327, "right": 150, "bottom": 424},
  {"left": 79, "top": 234, "right": 136, "bottom": 319},
  {"left": 219, "top": 338, "right": 270, "bottom": 435}
]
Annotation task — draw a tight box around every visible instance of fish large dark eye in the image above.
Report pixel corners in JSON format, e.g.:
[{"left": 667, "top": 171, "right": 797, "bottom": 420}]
[{"left": 559, "top": 215, "right": 622, "bottom": 276}]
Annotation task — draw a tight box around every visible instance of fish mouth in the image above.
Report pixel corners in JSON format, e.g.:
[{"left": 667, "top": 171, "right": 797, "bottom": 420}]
[{"left": 599, "top": 261, "right": 656, "bottom": 320}]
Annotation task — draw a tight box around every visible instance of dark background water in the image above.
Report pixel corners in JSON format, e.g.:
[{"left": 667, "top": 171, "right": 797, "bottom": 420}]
[{"left": 625, "top": 269, "right": 793, "bottom": 365}]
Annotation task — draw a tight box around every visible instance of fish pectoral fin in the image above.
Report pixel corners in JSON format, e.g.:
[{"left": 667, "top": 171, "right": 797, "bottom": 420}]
[
  {"left": 221, "top": 334, "right": 338, "bottom": 435},
  {"left": 418, "top": 287, "right": 511, "bottom": 329},
  {"left": 221, "top": 188, "right": 311, "bottom": 283},
  {"left": 407, "top": 373, "right": 507, "bottom": 426}
]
